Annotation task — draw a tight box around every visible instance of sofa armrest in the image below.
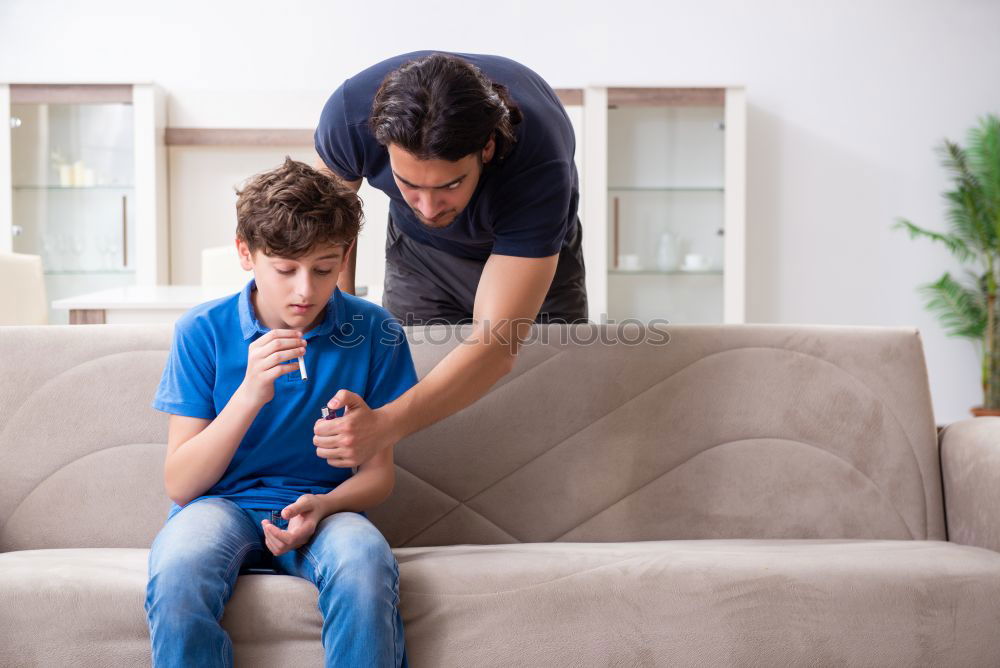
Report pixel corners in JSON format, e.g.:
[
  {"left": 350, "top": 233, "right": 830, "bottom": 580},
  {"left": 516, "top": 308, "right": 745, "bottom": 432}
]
[{"left": 940, "top": 416, "right": 1000, "bottom": 553}]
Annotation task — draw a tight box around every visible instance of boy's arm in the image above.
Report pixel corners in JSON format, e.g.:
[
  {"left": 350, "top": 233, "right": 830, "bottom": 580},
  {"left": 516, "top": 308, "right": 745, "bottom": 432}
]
[
  {"left": 164, "top": 328, "right": 307, "bottom": 506},
  {"left": 265, "top": 441, "right": 395, "bottom": 557},
  {"left": 314, "top": 444, "right": 395, "bottom": 517},
  {"left": 163, "top": 392, "right": 260, "bottom": 506}
]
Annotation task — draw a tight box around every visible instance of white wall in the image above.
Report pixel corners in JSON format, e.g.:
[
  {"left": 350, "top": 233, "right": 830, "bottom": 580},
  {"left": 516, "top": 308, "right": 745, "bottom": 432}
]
[
  {"left": 2, "top": 0, "right": 998, "bottom": 424},
  {"left": 167, "top": 145, "right": 389, "bottom": 298}
]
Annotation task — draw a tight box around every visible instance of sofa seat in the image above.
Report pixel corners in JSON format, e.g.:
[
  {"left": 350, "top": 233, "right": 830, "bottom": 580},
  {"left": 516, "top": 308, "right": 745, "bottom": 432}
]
[
  {"left": 4, "top": 323, "right": 1000, "bottom": 666},
  {"left": 3, "top": 539, "right": 1000, "bottom": 667}
]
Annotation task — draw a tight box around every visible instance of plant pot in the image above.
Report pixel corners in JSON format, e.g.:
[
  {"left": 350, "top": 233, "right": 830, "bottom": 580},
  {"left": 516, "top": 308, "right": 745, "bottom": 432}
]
[{"left": 970, "top": 406, "right": 1000, "bottom": 417}]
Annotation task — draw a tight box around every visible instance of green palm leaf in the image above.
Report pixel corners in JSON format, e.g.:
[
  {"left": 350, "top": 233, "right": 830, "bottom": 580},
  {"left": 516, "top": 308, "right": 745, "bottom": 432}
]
[
  {"left": 893, "top": 218, "right": 976, "bottom": 263},
  {"left": 937, "top": 140, "right": 994, "bottom": 253},
  {"left": 965, "top": 115, "right": 1000, "bottom": 240},
  {"left": 894, "top": 113, "right": 1000, "bottom": 408},
  {"left": 919, "top": 272, "right": 986, "bottom": 340}
]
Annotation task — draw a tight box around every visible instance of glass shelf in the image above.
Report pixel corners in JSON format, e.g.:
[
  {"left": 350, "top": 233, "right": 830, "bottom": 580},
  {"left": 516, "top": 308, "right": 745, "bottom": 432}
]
[
  {"left": 45, "top": 269, "right": 136, "bottom": 276},
  {"left": 609, "top": 269, "right": 723, "bottom": 276},
  {"left": 608, "top": 186, "right": 724, "bottom": 192},
  {"left": 14, "top": 185, "right": 134, "bottom": 191}
]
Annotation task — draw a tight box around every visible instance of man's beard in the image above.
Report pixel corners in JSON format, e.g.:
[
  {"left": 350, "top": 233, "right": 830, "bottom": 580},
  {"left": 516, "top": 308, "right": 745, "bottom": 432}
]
[{"left": 413, "top": 208, "right": 459, "bottom": 228}]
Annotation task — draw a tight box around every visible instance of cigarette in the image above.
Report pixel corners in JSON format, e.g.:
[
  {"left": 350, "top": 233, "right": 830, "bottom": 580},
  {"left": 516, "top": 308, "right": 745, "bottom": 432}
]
[{"left": 298, "top": 355, "right": 308, "bottom": 381}]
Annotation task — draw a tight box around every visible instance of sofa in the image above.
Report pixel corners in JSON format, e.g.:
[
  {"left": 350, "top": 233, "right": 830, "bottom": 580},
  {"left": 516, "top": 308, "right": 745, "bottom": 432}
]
[{"left": 1, "top": 322, "right": 1000, "bottom": 667}]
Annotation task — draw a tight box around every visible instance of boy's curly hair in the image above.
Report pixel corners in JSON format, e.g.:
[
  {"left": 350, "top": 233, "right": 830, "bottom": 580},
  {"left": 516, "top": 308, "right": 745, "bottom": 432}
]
[{"left": 235, "top": 157, "right": 362, "bottom": 258}]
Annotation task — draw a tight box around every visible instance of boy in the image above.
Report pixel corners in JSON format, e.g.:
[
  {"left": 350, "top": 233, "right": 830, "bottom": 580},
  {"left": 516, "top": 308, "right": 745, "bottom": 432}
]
[{"left": 144, "top": 157, "right": 415, "bottom": 667}]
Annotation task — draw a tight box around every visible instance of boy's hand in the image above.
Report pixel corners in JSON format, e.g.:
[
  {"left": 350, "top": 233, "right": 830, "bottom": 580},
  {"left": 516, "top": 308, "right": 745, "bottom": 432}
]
[
  {"left": 314, "top": 390, "right": 395, "bottom": 468},
  {"left": 239, "top": 329, "right": 306, "bottom": 406},
  {"left": 261, "top": 494, "right": 322, "bottom": 556}
]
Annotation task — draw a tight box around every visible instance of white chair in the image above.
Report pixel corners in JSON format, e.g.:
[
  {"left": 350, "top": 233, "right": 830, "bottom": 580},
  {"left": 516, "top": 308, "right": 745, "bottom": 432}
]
[
  {"left": 200, "top": 245, "right": 252, "bottom": 290},
  {"left": 0, "top": 252, "right": 48, "bottom": 325}
]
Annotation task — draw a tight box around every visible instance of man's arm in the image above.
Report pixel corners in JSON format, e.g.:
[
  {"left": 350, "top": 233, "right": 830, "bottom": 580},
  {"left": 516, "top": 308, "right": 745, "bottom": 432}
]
[
  {"left": 339, "top": 239, "right": 359, "bottom": 295},
  {"left": 323, "top": 253, "right": 558, "bottom": 465},
  {"left": 385, "top": 253, "right": 557, "bottom": 435},
  {"left": 314, "top": 154, "right": 362, "bottom": 295}
]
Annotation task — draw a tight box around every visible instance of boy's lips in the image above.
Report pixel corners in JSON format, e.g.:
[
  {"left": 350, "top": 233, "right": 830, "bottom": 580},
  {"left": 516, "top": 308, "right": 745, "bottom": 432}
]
[{"left": 290, "top": 303, "right": 313, "bottom": 313}]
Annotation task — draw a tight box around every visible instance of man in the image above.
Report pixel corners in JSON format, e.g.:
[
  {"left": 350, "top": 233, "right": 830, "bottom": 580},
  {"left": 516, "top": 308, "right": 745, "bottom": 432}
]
[{"left": 313, "top": 50, "right": 586, "bottom": 467}]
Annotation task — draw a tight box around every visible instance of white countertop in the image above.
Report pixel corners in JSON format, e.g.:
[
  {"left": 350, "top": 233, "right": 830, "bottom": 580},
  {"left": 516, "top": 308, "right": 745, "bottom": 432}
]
[{"left": 52, "top": 284, "right": 371, "bottom": 310}]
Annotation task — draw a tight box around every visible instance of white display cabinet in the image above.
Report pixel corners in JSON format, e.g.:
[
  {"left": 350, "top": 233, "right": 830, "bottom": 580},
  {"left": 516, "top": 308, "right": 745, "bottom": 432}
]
[
  {"left": 161, "top": 90, "right": 588, "bottom": 307},
  {"left": 580, "top": 87, "right": 746, "bottom": 324},
  {"left": 142, "top": 86, "right": 735, "bottom": 327},
  {"left": 0, "top": 83, "right": 168, "bottom": 323}
]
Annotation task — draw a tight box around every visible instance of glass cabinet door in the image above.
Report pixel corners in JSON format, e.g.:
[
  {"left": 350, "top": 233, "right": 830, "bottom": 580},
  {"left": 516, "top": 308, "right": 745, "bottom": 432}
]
[
  {"left": 606, "top": 93, "right": 726, "bottom": 323},
  {"left": 10, "top": 100, "right": 136, "bottom": 322}
]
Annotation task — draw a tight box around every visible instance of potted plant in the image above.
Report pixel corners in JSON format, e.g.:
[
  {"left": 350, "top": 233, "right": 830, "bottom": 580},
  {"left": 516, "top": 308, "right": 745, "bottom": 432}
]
[{"left": 894, "top": 113, "right": 1000, "bottom": 416}]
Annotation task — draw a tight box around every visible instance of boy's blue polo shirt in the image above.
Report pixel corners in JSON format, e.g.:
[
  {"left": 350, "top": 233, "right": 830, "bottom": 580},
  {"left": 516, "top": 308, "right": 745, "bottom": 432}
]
[{"left": 152, "top": 279, "right": 418, "bottom": 512}]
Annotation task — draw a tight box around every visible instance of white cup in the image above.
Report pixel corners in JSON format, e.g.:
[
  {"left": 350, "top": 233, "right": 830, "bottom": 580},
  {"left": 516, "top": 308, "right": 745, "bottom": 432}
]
[
  {"left": 682, "top": 253, "right": 710, "bottom": 271},
  {"left": 619, "top": 254, "right": 642, "bottom": 271}
]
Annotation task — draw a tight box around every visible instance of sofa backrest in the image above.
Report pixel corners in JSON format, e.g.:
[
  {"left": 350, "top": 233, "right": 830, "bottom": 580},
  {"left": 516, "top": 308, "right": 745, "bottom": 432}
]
[{"left": 0, "top": 323, "right": 945, "bottom": 551}]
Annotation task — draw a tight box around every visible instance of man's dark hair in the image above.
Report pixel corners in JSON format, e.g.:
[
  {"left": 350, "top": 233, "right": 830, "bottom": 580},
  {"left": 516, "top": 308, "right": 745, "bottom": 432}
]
[
  {"left": 369, "top": 53, "right": 523, "bottom": 162},
  {"left": 235, "top": 157, "right": 363, "bottom": 258}
]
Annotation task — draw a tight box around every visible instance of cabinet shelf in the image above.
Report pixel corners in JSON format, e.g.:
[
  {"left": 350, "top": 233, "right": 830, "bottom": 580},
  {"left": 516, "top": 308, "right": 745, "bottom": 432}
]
[
  {"left": 609, "top": 269, "right": 723, "bottom": 276},
  {"left": 14, "top": 185, "right": 134, "bottom": 191},
  {"left": 608, "top": 186, "right": 724, "bottom": 192},
  {"left": 45, "top": 269, "right": 135, "bottom": 276}
]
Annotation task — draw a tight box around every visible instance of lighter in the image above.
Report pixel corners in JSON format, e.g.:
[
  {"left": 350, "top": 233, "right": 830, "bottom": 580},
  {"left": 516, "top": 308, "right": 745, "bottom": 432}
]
[{"left": 321, "top": 406, "right": 357, "bottom": 474}]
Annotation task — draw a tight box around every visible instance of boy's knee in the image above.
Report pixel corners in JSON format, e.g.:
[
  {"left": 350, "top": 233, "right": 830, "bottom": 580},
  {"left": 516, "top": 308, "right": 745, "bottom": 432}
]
[
  {"left": 314, "top": 513, "right": 396, "bottom": 578},
  {"left": 146, "top": 552, "right": 236, "bottom": 624}
]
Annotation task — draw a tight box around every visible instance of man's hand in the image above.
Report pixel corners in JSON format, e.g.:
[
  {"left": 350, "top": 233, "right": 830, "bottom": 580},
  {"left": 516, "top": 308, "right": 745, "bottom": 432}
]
[
  {"left": 261, "top": 494, "right": 322, "bottom": 557},
  {"left": 313, "top": 390, "right": 398, "bottom": 468},
  {"left": 239, "top": 329, "right": 306, "bottom": 406}
]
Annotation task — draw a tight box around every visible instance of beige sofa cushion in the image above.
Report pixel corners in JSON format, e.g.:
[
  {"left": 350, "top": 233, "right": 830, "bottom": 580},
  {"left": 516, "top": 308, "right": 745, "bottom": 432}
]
[
  {"left": 0, "top": 324, "right": 945, "bottom": 551},
  {"left": 3, "top": 539, "right": 999, "bottom": 667}
]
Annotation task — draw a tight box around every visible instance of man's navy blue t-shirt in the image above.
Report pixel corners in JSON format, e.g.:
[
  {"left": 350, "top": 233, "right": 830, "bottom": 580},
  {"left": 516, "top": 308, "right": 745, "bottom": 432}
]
[
  {"left": 314, "top": 51, "right": 579, "bottom": 261},
  {"left": 151, "top": 280, "right": 418, "bottom": 512}
]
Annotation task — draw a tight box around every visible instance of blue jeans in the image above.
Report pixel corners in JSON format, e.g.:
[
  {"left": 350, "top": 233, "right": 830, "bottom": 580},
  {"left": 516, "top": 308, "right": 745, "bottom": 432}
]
[{"left": 144, "top": 497, "right": 406, "bottom": 667}]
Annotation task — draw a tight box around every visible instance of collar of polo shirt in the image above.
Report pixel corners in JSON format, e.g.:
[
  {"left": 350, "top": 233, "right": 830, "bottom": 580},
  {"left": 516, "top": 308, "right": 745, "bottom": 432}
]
[{"left": 236, "top": 279, "right": 346, "bottom": 341}]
